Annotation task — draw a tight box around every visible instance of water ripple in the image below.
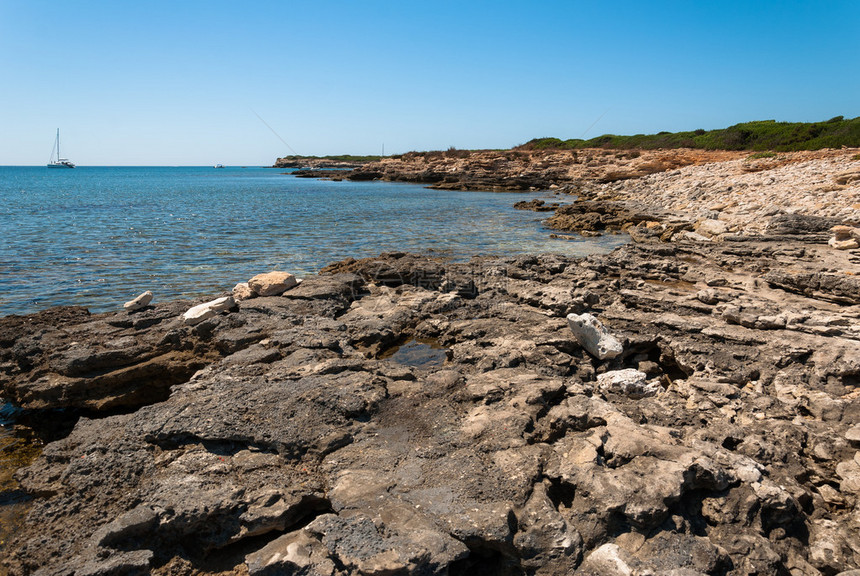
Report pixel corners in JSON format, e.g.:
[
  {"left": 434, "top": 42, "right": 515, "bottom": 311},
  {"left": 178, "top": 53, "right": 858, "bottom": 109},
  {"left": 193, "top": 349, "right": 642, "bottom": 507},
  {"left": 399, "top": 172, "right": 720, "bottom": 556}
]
[{"left": 0, "top": 166, "right": 625, "bottom": 315}]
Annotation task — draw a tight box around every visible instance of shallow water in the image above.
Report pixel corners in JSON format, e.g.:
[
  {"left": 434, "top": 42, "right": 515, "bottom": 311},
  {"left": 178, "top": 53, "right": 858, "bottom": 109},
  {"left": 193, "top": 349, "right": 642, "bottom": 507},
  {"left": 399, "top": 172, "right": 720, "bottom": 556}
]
[
  {"left": 0, "top": 404, "right": 40, "bottom": 564},
  {"left": 0, "top": 166, "right": 625, "bottom": 316},
  {"left": 380, "top": 338, "right": 450, "bottom": 368}
]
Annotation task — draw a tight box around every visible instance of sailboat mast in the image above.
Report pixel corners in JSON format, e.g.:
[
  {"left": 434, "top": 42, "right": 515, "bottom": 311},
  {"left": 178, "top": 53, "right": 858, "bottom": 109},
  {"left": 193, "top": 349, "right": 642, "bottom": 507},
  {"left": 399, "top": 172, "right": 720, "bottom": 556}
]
[{"left": 57, "top": 129, "right": 60, "bottom": 159}]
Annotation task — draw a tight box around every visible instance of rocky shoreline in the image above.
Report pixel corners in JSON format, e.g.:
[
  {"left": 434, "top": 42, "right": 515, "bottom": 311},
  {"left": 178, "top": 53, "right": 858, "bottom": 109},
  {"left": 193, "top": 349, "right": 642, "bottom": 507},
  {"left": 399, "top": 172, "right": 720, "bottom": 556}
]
[
  {"left": 2, "top": 149, "right": 860, "bottom": 576},
  {"left": 280, "top": 147, "right": 860, "bottom": 238},
  {"left": 1, "top": 233, "right": 859, "bottom": 574}
]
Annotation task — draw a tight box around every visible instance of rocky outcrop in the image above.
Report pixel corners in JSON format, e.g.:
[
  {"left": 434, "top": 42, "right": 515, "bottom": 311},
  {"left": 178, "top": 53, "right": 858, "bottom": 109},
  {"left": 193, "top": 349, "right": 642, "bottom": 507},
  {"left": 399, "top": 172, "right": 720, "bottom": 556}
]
[
  {"left": 274, "top": 158, "right": 368, "bottom": 170},
  {"left": 514, "top": 199, "right": 560, "bottom": 212},
  {"left": 292, "top": 148, "right": 747, "bottom": 192},
  {"left": 2, "top": 235, "right": 860, "bottom": 575}
]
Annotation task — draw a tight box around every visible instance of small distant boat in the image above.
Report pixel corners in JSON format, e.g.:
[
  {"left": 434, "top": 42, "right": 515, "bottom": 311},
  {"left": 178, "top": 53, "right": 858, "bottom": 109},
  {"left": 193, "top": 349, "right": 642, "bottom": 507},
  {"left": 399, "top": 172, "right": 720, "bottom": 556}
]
[
  {"left": 47, "top": 129, "right": 75, "bottom": 168},
  {"left": 214, "top": 163, "right": 225, "bottom": 169}
]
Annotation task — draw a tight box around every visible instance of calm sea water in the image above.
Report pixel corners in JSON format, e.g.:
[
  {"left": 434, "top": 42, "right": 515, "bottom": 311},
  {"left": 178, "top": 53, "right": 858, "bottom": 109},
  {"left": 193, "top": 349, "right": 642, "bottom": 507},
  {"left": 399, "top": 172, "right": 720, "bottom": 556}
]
[{"left": 0, "top": 166, "right": 625, "bottom": 316}]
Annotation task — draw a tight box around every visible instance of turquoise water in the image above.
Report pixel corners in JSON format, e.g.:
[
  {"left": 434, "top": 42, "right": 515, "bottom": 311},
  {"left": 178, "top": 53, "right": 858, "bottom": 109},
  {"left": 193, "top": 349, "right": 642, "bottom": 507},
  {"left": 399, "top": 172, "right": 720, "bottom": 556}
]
[{"left": 0, "top": 166, "right": 625, "bottom": 316}]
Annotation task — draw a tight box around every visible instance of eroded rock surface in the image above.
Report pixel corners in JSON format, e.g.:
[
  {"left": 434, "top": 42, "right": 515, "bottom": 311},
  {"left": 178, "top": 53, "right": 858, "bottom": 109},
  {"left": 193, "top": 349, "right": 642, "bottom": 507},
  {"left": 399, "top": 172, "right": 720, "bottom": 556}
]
[{"left": 2, "top": 241, "right": 859, "bottom": 575}]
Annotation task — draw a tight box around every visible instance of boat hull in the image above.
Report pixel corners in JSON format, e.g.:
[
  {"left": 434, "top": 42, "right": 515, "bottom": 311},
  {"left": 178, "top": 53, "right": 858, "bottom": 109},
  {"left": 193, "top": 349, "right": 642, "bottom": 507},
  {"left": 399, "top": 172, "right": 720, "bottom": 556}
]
[{"left": 47, "top": 162, "right": 75, "bottom": 168}]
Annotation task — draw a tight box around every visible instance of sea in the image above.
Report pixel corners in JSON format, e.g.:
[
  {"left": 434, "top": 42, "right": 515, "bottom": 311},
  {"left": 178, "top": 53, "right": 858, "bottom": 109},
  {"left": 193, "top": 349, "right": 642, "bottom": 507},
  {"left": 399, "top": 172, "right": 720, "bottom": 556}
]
[{"left": 0, "top": 166, "right": 625, "bottom": 316}]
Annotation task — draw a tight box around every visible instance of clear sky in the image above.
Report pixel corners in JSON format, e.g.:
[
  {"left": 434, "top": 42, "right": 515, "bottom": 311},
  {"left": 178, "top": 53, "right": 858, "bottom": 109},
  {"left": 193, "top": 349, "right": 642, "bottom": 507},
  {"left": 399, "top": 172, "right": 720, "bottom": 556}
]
[{"left": 1, "top": 1, "right": 858, "bottom": 165}]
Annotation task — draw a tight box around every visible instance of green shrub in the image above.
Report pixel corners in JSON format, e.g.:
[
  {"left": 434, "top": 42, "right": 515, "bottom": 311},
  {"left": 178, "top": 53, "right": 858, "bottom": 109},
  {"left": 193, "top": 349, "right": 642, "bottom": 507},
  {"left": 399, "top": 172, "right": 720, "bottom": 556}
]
[
  {"left": 748, "top": 151, "right": 777, "bottom": 159},
  {"left": 517, "top": 116, "right": 860, "bottom": 152}
]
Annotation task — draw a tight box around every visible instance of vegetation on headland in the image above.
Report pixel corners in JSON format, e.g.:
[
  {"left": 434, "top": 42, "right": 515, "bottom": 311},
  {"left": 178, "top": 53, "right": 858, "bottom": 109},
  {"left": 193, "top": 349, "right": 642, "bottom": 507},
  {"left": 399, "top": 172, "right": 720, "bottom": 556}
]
[
  {"left": 520, "top": 116, "right": 860, "bottom": 152},
  {"left": 277, "top": 154, "right": 382, "bottom": 163},
  {"left": 277, "top": 117, "right": 859, "bottom": 166}
]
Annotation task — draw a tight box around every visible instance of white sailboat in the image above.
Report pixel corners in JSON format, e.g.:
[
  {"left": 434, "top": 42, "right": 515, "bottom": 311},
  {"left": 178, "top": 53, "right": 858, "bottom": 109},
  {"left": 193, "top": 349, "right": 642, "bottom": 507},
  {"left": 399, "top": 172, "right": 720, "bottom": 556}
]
[{"left": 47, "top": 129, "right": 75, "bottom": 168}]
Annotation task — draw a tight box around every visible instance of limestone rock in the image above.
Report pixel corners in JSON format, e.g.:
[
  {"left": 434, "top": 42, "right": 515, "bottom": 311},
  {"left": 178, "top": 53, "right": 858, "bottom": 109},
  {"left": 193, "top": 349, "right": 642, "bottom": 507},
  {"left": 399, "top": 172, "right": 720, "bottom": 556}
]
[
  {"left": 577, "top": 543, "right": 634, "bottom": 575},
  {"left": 829, "top": 224, "right": 860, "bottom": 249},
  {"left": 123, "top": 290, "right": 153, "bottom": 311},
  {"left": 232, "top": 282, "right": 255, "bottom": 301},
  {"left": 829, "top": 236, "right": 859, "bottom": 250},
  {"left": 836, "top": 459, "right": 860, "bottom": 493},
  {"left": 696, "top": 288, "right": 719, "bottom": 305},
  {"left": 832, "top": 225, "right": 856, "bottom": 240},
  {"left": 245, "top": 530, "right": 335, "bottom": 576},
  {"left": 182, "top": 296, "right": 236, "bottom": 325},
  {"left": 567, "top": 312, "right": 623, "bottom": 359},
  {"left": 846, "top": 424, "right": 860, "bottom": 444},
  {"left": 597, "top": 369, "right": 661, "bottom": 398},
  {"left": 696, "top": 218, "right": 729, "bottom": 238},
  {"left": 248, "top": 271, "right": 298, "bottom": 296}
]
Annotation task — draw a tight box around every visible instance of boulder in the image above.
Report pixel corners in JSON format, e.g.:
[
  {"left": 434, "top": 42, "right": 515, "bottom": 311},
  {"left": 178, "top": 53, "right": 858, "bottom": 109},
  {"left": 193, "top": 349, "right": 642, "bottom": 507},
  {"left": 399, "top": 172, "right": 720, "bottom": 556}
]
[
  {"left": 248, "top": 271, "right": 298, "bottom": 296},
  {"left": 567, "top": 312, "right": 623, "bottom": 359},
  {"left": 182, "top": 296, "right": 235, "bottom": 325},
  {"left": 123, "top": 290, "right": 153, "bottom": 311}
]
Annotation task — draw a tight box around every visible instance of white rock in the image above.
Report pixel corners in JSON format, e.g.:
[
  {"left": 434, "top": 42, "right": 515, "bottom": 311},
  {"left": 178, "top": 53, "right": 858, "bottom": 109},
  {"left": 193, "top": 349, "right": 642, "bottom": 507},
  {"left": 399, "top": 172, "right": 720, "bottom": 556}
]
[
  {"left": 597, "top": 369, "right": 661, "bottom": 398},
  {"left": 248, "top": 271, "right": 298, "bottom": 297},
  {"left": 567, "top": 313, "right": 623, "bottom": 359},
  {"left": 182, "top": 296, "right": 235, "bottom": 326},
  {"left": 123, "top": 290, "right": 153, "bottom": 311},
  {"left": 232, "top": 282, "right": 255, "bottom": 301},
  {"left": 209, "top": 296, "right": 235, "bottom": 312}
]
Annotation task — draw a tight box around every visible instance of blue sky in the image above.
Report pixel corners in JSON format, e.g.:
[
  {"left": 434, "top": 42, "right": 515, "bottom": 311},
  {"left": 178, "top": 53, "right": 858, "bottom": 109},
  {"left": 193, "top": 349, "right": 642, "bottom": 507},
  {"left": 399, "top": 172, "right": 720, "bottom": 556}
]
[{"left": 1, "top": 1, "right": 858, "bottom": 165}]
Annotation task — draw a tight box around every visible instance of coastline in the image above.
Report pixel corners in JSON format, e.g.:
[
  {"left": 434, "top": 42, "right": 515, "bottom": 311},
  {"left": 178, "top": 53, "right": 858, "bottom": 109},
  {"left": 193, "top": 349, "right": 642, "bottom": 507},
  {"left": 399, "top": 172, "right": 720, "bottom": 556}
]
[
  {"left": 1, "top": 150, "right": 860, "bottom": 574},
  {"left": 282, "top": 147, "right": 860, "bottom": 234}
]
